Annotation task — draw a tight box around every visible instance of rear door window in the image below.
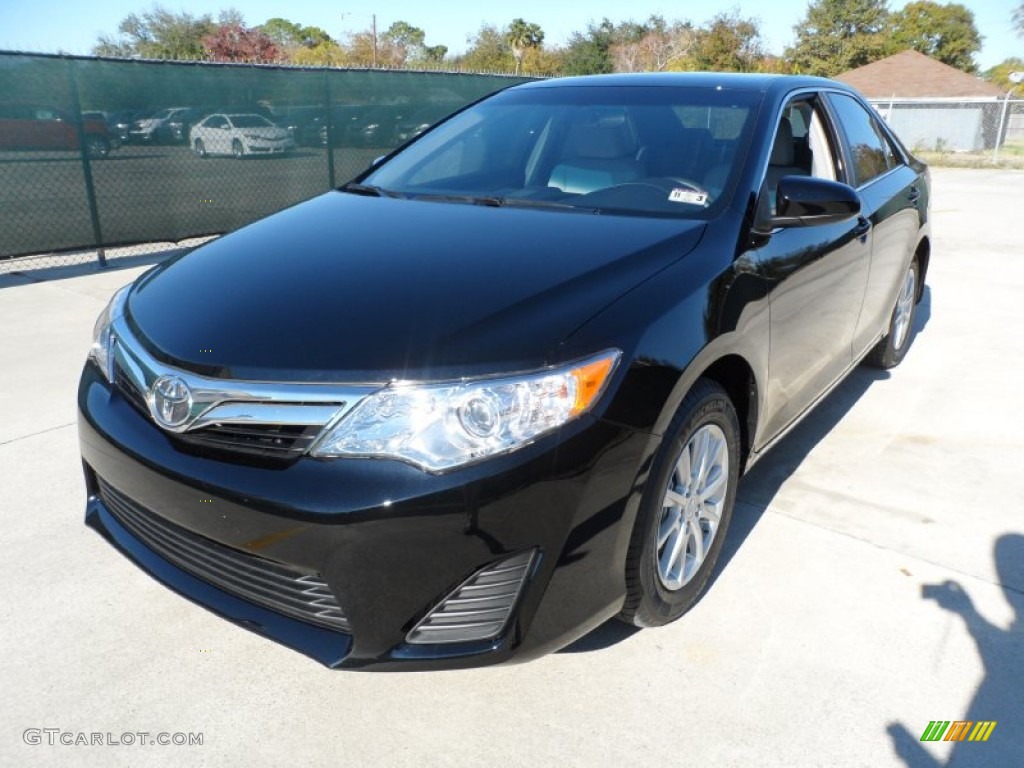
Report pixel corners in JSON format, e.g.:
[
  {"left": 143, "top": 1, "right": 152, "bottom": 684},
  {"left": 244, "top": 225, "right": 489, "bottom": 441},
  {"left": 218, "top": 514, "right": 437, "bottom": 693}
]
[{"left": 828, "top": 93, "right": 902, "bottom": 187}]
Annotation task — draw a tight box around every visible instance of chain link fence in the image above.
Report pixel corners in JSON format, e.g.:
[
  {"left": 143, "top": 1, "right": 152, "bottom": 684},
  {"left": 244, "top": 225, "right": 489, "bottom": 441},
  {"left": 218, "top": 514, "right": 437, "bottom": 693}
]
[
  {"left": 870, "top": 97, "right": 1024, "bottom": 167},
  {"left": 0, "top": 52, "right": 529, "bottom": 275}
]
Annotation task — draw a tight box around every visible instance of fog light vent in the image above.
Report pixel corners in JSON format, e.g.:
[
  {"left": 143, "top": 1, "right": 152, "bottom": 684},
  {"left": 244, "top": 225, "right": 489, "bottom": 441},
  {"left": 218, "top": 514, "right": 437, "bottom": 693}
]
[{"left": 406, "top": 549, "right": 537, "bottom": 645}]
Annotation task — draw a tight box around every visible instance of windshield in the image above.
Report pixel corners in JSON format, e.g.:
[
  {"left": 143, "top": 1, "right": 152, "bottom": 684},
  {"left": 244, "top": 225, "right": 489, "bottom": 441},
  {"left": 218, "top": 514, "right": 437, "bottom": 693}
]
[
  {"left": 363, "top": 85, "right": 762, "bottom": 217},
  {"left": 230, "top": 115, "right": 273, "bottom": 128}
]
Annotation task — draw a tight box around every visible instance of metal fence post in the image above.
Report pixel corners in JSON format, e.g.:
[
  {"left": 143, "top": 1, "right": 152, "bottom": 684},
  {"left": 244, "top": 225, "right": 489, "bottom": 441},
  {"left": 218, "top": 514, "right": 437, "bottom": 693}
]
[
  {"left": 324, "top": 71, "right": 336, "bottom": 190},
  {"left": 993, "top": 90, "right": 1014, "bottom": 165},
  {"left": 66, "top": 58, "right": 107, "bottom": 267}
]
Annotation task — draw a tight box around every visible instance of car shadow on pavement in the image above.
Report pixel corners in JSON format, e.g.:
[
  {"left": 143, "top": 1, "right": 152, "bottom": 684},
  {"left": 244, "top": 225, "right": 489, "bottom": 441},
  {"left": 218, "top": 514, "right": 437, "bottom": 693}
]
[
  {"left": 716, "top": 283, "right": 932, "bottom": 587},
  {"left": 886, "top": 533, "right": 1023, "bottom": 767},
  {"left": 562, "top": 286, "right": 933, "bottom": 655}
]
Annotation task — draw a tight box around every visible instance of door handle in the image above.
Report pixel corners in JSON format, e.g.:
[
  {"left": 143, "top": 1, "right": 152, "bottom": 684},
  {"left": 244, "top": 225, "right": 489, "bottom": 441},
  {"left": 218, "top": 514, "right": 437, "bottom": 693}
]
[
  {"left": 908, "top": 186, "right": 921, "bottom": 203},
  {"left": 853, "top": 216, "right": 871, "bottom": 240}
]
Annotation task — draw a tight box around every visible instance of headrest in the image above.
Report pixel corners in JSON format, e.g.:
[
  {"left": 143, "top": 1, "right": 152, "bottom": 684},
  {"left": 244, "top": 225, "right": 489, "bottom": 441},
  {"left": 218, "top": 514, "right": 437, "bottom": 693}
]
[
  {"left": 564, "top": 112, "right": 636, "bottom": 159},
  {"left": 771, "top": 117, "right": 794, "bottom": 166}
]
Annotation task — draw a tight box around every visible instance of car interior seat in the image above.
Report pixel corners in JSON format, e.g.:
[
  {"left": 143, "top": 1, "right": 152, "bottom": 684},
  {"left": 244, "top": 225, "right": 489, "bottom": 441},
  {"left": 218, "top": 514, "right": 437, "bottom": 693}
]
[
  {"left": 547, "top": 111, "right": 643, "bottom": 195},
  {"left": 763, "top": 117, "right": 807, "bottom": 214},
  {"left": 637, "top": 127, "right": 712, "bottom": 181}
]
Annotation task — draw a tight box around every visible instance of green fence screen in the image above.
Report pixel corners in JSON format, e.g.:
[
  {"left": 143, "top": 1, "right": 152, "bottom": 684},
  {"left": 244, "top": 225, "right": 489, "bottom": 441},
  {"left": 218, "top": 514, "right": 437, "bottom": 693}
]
[{"left": 0, "top": 52, "right": 528, "bottom": 268}]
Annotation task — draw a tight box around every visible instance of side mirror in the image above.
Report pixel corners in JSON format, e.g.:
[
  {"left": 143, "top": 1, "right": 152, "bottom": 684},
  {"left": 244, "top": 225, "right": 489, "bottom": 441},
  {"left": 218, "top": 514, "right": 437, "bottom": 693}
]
[{"left": 771, "top": 176, "right": 861, "bottom": 228}]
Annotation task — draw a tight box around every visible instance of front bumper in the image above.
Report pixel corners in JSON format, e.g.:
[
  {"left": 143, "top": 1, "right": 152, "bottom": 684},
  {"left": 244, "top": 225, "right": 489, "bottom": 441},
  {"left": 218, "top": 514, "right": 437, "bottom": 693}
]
[
  {"left": 245, "top": 140, "right": 293, "bottom": 154},
  {"left": 78, "top": 363, "right": 653, "bottom": 669}
]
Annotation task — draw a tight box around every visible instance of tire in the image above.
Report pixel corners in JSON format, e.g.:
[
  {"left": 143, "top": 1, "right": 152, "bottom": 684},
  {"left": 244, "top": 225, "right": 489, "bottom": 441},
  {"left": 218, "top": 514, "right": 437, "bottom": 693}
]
[
  {"left": 85, "top": 136, "right": 109, "bottom": 159},
  {"left": 193, "top": 138, "right": 206, "bottom": 158},
  {"left": 865, "top": 258, "right": 919, "bottom": 369},
  {"left": 619, "top": 378, "right": 740, "bottom": 628},
  {"left": 232, "top": 139, "right": 244, "bottom": 159}
]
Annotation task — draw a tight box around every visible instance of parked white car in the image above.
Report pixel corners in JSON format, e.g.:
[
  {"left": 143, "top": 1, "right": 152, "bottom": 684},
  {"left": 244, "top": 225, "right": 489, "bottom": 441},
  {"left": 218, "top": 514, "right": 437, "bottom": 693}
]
[
  {"left": 190, "top": 113, "right": 294, "bottom": 158},
  {"left": 129, "top": 107, "right": 192, "bottom": 144}
]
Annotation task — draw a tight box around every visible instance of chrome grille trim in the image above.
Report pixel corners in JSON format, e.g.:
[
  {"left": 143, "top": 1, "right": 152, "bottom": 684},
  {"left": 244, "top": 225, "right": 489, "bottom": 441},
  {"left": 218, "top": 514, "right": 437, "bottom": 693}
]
[
  {"left": 97, "top": 477, "right": 349, "bottom": 631},
  {"left": 108, "top": 310, "right": 382, "bottom": 458}
]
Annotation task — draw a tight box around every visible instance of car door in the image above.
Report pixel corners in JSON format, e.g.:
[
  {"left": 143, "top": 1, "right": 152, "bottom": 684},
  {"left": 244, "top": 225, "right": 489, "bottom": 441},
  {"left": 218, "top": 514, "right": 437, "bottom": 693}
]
[
  {"left": 825, "top": 92, "right": 924, "bottom": 359},
  {"left": 748, "top": 93, "right": 873, "bottom": 444},
  {"left": 203, "top": 115, "right": 229, "bottom": 154},
  {"left": 32, "top": 108, "right": 72, "bottom": 150}
]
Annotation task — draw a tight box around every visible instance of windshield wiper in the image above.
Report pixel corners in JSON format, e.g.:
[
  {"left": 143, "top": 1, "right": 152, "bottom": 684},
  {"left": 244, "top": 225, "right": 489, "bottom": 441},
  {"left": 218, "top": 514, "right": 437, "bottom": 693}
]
[
  {"left": 492, "top": 198, "right": 600, "bottom": 214},
  {"left": 412, "top": 193, "right": 502, "bottom": 206},
  {"left": 340, "top": 182, "right": 405, "bottom": 198},
  {"left": 410, "top": 193, "right": 599, "bottom": 213}
]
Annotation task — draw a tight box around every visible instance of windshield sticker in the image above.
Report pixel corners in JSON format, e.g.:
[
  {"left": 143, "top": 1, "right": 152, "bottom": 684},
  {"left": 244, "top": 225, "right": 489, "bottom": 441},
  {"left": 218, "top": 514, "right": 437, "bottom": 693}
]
[{"left": 669, "top": 188, "right": 708, "bottom": 206}]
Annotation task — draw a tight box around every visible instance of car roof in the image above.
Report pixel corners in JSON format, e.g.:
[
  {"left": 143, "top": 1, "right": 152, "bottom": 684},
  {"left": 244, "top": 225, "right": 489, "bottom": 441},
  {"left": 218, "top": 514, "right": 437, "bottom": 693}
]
[{"left": 515, "top": 72, "right": 850, "bottom": 96}]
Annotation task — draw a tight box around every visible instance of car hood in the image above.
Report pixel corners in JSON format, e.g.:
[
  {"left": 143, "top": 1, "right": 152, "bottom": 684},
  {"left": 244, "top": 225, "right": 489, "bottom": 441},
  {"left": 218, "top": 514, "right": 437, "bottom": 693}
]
[{"left": 127, "top": 192, "right": 706, "bottom": 381}]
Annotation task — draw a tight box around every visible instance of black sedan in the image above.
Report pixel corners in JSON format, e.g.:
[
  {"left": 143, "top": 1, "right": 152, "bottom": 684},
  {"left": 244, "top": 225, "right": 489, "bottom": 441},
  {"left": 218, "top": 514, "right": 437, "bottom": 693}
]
[{"left": 79, "top": 73, "right": 929, "bottom": 669}]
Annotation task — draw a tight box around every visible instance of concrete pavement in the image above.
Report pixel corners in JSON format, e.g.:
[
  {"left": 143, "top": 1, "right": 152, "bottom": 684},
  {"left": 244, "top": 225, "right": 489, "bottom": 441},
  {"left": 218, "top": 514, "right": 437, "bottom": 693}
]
[{"left": 0, "top": 168, "right": 1021, "bottom": 767}]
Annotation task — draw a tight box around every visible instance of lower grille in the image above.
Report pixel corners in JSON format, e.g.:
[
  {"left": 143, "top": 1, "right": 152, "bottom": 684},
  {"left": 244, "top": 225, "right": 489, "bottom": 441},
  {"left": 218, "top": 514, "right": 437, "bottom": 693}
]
[
  {"left": 406, "top": 550, "right": 536, "bottom": 644},
  {"left": 97, "top": 477, "right": 349, "bottom": 632},
  {"left": 175, "top": 423, "right": 322, "bottom": 458}
]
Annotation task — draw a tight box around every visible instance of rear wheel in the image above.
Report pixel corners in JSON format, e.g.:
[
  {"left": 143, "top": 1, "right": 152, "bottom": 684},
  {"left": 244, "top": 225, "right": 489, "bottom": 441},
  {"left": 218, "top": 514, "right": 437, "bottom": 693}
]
[
  {"left": 193, "top": 138, "right": 207, "bottom": 158},
  {"left": 85, "top": 136, "right": 109, "bottom": 159},
  {"left": 865, "top": 258, "right": 919, "bottom": 369},
  {"left": 232, "top": 139, "right": 244, "bottom": 159},
  {"left": 619, "top": 379, "right": 740, "bottom": 628}
]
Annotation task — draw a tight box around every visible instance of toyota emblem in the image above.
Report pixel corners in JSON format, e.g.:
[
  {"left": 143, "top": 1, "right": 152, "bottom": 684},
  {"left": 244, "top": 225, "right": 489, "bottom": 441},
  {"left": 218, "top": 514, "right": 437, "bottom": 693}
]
[{"left": 150, "top": 375, "right": 193, "bottom": 429}]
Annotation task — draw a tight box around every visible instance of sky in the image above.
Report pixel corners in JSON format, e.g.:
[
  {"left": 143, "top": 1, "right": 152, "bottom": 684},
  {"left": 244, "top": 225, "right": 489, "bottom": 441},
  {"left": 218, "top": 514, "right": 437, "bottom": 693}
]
[{"left": 0, "top": 0, "right": 1020, "bottom": 70}]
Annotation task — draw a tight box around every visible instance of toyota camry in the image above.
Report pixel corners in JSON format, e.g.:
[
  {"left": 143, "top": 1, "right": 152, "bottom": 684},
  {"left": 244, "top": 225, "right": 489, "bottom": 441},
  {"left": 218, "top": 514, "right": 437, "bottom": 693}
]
[{"left": 79, "top": 73, "right": 930, "bottom": 669}]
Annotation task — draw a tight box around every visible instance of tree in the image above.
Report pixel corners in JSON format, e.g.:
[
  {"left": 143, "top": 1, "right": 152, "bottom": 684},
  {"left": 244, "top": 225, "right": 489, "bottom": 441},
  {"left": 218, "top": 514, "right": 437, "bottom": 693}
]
[
  {"left": 290, "top": 41, "right": 347, "bottom": 66},
  {"left": 687, "top": 11, "right": 764, "bottom": 72},
  {"left": 561, "top": 20, "right": 617, "bottom": 76},
  {"left": 888, "top": 1, "right": 982, "bottom": 72},
  {"left": 507, "top": 19, "right": 544, "bottom": 75},
  {"left": 381, "top": 21, "right": 446, "bottom": 67},
  {"left": 93, "top": 5, "right": 215, "bottom": 60},
  {"left": 1014, "top": 4, "right": 1024, "bottom": 37},
  {"left": 459, "top": 24, "right": 514, "bottom": 72},
  {"left": 983, "top": 57, "right": 1024, "bottom": 90},
  {"left": 785, "top": 0, "right": 891, "bottom": 76},
  {"left": 422, "top": 45, "right": 449, "bottom": 64},
  {"left": 610, "top": 16, "right": 697, "bottom": 73},
  {"left": 259, "top": 18, "right": 332, "bottom": 50},
  {"left": 203, "top": 22, "right": 281, "bottom": 63}
]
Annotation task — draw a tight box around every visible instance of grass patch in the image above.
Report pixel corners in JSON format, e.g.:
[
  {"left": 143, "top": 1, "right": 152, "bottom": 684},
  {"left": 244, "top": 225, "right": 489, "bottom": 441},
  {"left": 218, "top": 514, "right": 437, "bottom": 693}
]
[{"left": 913, "top": 147, "right": 1024, "bottom": 169}]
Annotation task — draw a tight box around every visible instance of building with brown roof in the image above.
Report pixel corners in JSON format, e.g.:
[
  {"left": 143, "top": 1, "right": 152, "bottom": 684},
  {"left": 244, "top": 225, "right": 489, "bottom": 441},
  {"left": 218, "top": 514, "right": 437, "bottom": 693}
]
[
  {"left": 837, "top": 49, "right": 1004, "bottom": 99},
  {"left": 837, "top": 50, "right": 1008, "bottom": 152},
  {"left": 835, "top": 49, "right": 1011, "bottom": 151}
]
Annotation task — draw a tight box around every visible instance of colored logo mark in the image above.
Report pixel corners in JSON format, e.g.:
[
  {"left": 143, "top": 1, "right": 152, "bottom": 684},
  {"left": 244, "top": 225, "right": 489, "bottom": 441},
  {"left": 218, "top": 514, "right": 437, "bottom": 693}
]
[{"left": 920, "top": 720, "right": 996, "bottom": 742}]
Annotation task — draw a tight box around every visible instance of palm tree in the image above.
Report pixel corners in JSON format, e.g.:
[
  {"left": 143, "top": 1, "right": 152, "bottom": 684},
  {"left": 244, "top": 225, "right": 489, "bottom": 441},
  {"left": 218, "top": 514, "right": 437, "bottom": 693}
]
[{"left": 507, "top": 18, "right": 544, "bottom": 75}]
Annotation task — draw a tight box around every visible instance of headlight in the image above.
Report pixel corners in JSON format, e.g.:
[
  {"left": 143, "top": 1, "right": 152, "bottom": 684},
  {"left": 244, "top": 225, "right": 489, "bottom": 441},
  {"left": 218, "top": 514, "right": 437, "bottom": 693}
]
[
  {"left": 312, "top": 350, "right": 621, "bottom": 472},
  {"left": 88, "top": 284, "right": 130, "bottom": 383}
]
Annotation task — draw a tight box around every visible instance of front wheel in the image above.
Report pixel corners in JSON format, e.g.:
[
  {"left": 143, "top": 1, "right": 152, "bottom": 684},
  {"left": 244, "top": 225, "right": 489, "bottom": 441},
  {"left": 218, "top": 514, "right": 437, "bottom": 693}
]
[
  {"left": 865, "top": 258, "right": 919, "bottom": 369},
  {"left": 619, "top": 378, "right": 740, "bottom": 628},
  {"left": 193, "top": 138, "right": 206, "bottom": 158},
  {"left": 232, "top": 139, "right": 244, "bottom": 159}
]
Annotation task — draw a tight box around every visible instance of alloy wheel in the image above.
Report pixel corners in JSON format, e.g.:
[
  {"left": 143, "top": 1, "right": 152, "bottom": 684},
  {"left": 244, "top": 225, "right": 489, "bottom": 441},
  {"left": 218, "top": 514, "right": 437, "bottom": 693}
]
[
  {"left": 656, "top": 424, "right": 729, "bottom": 591},
  {"left": 892, "top": 266, "right": 916, "bottom": 351}
]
